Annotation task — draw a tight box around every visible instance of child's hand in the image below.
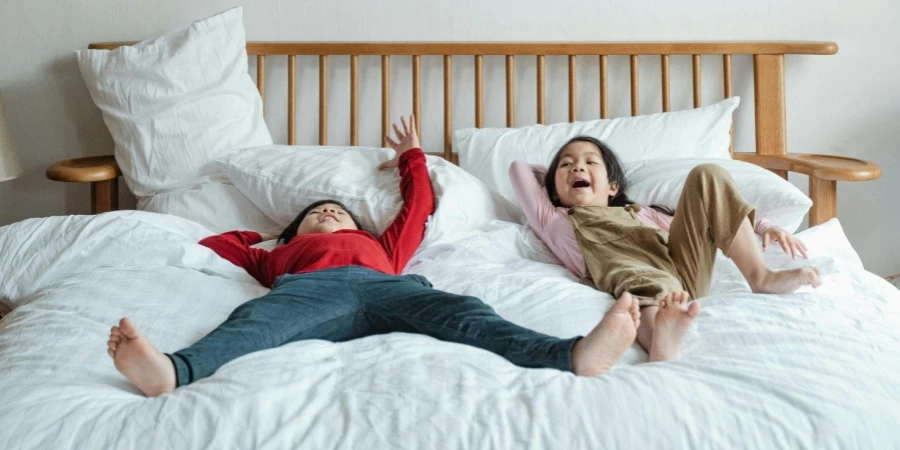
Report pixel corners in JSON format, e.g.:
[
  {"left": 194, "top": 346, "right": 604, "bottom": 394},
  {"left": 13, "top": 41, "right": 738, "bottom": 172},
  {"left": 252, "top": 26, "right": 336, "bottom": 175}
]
[
  {"left": 762, "top": 226, "right": 808, "bottom": 260},
  {"left": 258, "top": 232, "right": 278, "bottom": 241},
  {"left": 379, "top": 115, "right": 420, "bottom": 170}
]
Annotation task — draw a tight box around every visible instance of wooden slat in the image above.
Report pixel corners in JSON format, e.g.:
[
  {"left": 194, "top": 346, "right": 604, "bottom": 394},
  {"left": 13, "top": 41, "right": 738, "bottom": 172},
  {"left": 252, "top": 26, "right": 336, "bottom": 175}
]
[
  {"left": 630, "top": 55, "right": 639, "bottom": 116},
  {"left": 443, "top": 55, "right": 452, "bottom": 160},
  {"left": 382, "top": 55, "right": 390, "bottom": 143},
  {"left": 319, "top": 55, "right": 328, "bottom": 145},
  {"left": 256, "top": 55, "right": 266, "bottom": 116},
  {"left": 661, "top": 55, "right": 670, "bottom": 112},
  {"left": 413, "top": 55, "right": 421, "bottom": 135},
  {"left": 506, "top": 55, "right": 515, "bottom": 127},
  {"left": 692, "top": 54, "right": 702, "bottom": 108},
  {"left": 753, "top": 54, "right": 788, "bottom": 165},
  {"left": 536, "top": 55, "right": 545, "bottom": 124},
  {"left": 91, "top": 41, "right": 840, "bottom": 56},
  {"left": 350, "top": 55, "right": 358, "bottom": 146},
  {"left": 600, "top": 55, "right": 608, "bottom": 119},
  {"left": 723, "top": 54, "right": 733, "bottom": 98},
  {"left": 568, "top": 55, "right": 577, "bottom": 122},
  {"left": 723, "top": 54, "right": 733, "bottom": 155},
  {"left": 475, "top": 55, "right": 484, "bottom": 128},
  {"left": 287, "top": 55, "right": 297, "bottom": 145}
]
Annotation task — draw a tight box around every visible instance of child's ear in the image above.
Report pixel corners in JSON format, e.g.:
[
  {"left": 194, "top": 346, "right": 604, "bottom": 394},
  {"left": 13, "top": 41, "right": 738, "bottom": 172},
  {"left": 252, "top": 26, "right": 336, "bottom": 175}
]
[{"left": 609, "top": 183, "right": 619, "bottom": 196}]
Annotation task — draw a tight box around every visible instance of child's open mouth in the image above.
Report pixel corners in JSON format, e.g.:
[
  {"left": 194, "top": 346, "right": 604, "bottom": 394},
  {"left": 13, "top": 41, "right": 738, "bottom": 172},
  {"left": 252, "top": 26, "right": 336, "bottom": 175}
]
[{"left": 571, "top": 179, "right": 591, "bottom": 188}]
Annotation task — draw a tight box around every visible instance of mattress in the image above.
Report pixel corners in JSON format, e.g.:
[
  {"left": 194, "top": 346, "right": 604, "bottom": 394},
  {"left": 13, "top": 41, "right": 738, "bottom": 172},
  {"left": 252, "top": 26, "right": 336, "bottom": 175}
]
[{"left": 1, "top": 211, "right": 898, "bottom": 449}]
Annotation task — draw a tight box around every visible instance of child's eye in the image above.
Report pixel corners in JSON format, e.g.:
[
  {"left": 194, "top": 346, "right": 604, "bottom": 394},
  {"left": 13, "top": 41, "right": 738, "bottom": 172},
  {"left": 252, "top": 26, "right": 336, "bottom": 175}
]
[{"left": 560, "top": 162, "right": 571, "bottom": 167}]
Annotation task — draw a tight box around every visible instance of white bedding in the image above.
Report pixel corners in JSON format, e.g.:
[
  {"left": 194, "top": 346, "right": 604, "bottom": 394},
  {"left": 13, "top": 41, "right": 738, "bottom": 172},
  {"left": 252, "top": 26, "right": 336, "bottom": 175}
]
[{"left": 1, "top": 211, "right": 899, "bottom": 449}]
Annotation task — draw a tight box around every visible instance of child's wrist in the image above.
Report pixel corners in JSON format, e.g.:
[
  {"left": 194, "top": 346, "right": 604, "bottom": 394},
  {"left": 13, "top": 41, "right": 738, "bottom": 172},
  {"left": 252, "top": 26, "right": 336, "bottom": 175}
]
[{"left": 399, "top": 147, "right": 423, "bottom": 157}]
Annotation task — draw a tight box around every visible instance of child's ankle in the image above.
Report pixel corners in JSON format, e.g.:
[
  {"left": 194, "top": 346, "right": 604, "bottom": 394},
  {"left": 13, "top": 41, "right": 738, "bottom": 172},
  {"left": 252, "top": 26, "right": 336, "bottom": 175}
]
[{"left": 746, "top": 268, "right": 771, "bottom": 292}]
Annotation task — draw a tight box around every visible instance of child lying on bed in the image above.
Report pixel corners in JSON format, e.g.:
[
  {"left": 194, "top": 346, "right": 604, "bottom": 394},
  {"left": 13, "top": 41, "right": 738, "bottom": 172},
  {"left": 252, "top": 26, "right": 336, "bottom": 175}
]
[
  {"left": 107, "top": 116, "right": 642, "bottom": 397},
  {"left": 509, "top": 136, "right": 821, "bottom": 363}
]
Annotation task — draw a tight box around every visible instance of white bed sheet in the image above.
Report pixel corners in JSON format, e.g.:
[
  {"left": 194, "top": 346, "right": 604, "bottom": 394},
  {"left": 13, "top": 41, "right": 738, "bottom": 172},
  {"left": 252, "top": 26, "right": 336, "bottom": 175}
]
[{"left": 1, "top": 212, "right": 898, "bottom": 449}]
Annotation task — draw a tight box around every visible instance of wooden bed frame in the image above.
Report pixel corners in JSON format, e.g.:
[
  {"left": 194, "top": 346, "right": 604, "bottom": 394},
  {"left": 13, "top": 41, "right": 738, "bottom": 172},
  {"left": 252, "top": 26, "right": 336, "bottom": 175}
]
[{"left": 46, "top": 41, "right": 880, "bottom": 226}]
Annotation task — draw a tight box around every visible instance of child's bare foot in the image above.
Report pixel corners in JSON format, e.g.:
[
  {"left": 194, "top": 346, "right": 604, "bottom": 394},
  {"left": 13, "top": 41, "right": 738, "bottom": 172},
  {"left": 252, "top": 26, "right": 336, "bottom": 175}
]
[
  {"left": 571, "top": 292, "right": 641, "bottom": 376},
  {"left": 749, "top": 267, "right": 821, "bottom": 294},
  {"left": 648, "top": 292, "right": 700, "bottom": 362},
  {"left": 107, "top": 318, "right": 176, "bottom": 397}
]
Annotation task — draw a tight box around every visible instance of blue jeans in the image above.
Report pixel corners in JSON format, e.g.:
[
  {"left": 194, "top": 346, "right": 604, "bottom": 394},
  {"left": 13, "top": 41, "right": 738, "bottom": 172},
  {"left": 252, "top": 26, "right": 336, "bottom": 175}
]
[{"left": 168, "top": 266, "right": 579, "bottom": 386}]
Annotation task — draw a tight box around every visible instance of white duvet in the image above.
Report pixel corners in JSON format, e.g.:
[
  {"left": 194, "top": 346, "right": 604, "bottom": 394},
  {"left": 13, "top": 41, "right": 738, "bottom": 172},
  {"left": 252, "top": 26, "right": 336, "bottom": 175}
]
[{"left": 1, "top": 211, "right": 898, "bottom": 449}]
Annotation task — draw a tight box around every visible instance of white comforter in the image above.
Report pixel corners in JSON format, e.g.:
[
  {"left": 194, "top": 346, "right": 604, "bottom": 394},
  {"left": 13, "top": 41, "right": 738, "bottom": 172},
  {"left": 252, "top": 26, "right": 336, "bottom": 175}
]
[{"left": 1, "top": 211, "right": 898, "bottom": 449}]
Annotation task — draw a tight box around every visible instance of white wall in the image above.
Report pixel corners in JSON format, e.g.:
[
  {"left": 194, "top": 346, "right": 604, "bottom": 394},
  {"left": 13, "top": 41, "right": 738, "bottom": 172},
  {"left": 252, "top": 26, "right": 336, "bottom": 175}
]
[{"left": 1, "top": 0, "right": 897, "bottom": 276}]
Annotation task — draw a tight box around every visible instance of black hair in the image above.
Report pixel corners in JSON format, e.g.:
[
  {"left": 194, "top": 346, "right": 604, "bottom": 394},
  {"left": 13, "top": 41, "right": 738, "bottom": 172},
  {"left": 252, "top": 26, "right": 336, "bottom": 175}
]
[
  {"left": 277, "top": 199, "right": 365, "bottom": 244},
  {"left": 544, "top": 136, "right": 675, "bottom": 215}
]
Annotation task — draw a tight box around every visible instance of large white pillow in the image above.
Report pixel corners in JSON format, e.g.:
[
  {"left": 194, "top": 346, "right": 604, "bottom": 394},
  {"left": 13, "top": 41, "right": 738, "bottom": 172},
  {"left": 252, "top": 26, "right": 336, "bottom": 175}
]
[
  {"left": 137, "top": 182, "right": 281, "bottom": 235},
  {"left": 624, "top": 158, "right": 812, "bottom": 233},
  {"left": 76, "top": 7, "right": 272, "bottom": 196},
  {"left": 454, "top": 97, "right": 739, "bottom": 203},
  {"left": 220, "top": 145, "right": 524, "bottom": 247}
]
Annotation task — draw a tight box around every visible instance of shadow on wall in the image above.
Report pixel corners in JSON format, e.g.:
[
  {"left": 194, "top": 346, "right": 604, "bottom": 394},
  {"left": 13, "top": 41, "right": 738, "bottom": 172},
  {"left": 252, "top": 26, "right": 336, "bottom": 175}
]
[
  {"left": 54, "top": 54, "right": 136, "bottom": 211},
  {"left": 0, "top": 52, "right": 139, "bottom": 226},
  {"left": 830, "top": 107, "right": 898, "bottom": 276}
]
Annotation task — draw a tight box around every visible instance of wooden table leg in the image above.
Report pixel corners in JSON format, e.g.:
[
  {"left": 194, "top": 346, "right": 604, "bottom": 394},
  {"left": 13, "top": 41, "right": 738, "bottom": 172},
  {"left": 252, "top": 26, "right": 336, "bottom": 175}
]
[
  {"left": 808, "top": 177, "right": 836, "bottom": 227},
  {"left": 91, "top": 178, "right": 118, "bottom": 214}
]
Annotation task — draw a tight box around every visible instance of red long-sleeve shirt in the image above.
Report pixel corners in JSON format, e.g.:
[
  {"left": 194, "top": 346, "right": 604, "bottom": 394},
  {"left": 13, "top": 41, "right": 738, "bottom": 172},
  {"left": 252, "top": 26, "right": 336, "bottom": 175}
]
[{"left": 199, "top": 148, "right": 434, "bottom": 288}]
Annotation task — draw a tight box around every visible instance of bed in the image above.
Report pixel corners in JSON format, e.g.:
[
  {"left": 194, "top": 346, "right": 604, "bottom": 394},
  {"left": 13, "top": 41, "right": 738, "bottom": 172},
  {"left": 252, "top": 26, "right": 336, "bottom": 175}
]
[{"left": 3, "top": 7, "right": 898, "bottom": 449}]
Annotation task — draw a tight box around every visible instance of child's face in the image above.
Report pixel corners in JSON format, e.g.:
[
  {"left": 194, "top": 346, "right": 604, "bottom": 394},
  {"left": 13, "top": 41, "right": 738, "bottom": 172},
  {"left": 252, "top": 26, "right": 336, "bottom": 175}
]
[
  {"left": 553, "top": 141, "right": 618, "bottom": 207},
  {"left": 297, "top": 203, "right": 359, "bottom": 235}
]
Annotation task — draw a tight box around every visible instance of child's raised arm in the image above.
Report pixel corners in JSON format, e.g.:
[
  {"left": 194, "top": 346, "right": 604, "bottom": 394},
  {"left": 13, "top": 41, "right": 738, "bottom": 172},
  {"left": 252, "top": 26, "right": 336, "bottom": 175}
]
[
  {"left": 377, "top": 115, "right": 435, "bottom": 273},
  {"left": 509, "top": 160, "right": 587, "bottom": 278},
  {"left": 509, "top": 161, "right": 559, "bottom": 237}
]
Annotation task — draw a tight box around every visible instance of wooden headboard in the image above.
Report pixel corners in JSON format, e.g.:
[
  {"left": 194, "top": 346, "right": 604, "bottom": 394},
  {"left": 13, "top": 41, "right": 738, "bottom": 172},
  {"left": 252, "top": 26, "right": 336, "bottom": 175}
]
[{"left": 53, "top": 41, "right": 880, "bottom": 225}]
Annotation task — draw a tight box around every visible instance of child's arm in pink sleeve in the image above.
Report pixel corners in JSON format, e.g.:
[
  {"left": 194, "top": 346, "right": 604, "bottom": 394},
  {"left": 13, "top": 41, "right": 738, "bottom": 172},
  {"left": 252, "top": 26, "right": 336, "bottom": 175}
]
[
  {"left": 753, "top": 217, "right": 776, "bottom": 235},
  {"left": 509, "top": 161, "right": 587, "bottom": 278},
  {"left": 509, "top": 161, "right": 559, "bottom": 237},
  {"left": 638, "top": 207, "right": 675, "bottom": 231}
]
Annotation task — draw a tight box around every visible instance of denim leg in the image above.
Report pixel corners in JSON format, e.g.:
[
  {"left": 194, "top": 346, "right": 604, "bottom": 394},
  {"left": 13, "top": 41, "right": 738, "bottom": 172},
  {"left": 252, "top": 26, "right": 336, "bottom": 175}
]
[
  {"left": 357, "top": 273, "right": 579, "bottom": 372},
  {"left": 167, "top": 268, "right": 362, "bottom": 387}
]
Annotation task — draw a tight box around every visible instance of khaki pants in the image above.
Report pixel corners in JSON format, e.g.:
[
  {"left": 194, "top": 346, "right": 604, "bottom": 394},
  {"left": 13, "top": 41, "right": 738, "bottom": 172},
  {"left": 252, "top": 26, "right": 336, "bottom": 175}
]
[{"left": 568, "top": 163, "right": 755, "bottom": 306}]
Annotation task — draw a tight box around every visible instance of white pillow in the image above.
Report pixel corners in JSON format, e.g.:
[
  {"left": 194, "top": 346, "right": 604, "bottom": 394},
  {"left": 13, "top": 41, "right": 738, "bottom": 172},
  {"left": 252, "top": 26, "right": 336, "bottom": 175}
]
[
  {"left": 76, "top": 7, "right": 272, "bottom": 196},
  {"left": 137, "top": 182, "right": 281, "bottom": 235},
  {"left": 624, "top": 158, "right": 812, "bottom": 233},
  {"left": 454, "top": 97, "right": 739, "bottom": 203},
  {"left": 219, "top": 145, "right": 524, "bottom": 247}
]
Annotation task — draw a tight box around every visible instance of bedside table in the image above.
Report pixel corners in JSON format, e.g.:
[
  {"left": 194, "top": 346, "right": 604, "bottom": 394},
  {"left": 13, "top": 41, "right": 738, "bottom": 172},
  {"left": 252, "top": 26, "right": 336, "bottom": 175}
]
[{"left": 46, "top": 155, "right": 121, "bottom": 214}]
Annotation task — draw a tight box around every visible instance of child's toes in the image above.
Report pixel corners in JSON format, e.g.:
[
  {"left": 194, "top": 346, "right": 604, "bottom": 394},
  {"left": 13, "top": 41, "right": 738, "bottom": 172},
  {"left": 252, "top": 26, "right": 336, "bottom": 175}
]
[{"left": 687, "top": 301, "right": 701, "bottom": 318}]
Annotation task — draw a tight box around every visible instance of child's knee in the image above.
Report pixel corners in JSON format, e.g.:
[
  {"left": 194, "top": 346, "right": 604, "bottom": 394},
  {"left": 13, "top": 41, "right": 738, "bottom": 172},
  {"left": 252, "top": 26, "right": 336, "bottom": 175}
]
[
  {"left": 689, "top": 163, "right": 726, "bottom": 179},
  {"left": 685, "top": 163, "right": 731, "bottom": 189}
]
